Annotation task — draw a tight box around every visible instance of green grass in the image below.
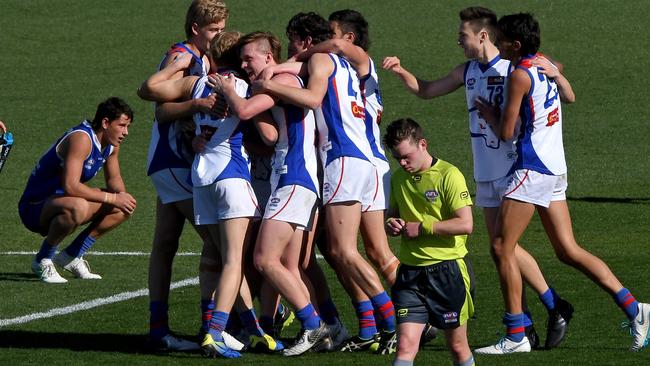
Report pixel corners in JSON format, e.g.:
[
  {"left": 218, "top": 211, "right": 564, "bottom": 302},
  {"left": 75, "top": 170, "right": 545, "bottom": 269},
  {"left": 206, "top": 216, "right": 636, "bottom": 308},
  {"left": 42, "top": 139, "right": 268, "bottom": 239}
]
[{"left": 1, "top": 0, "right": 649, "bottom": 365}]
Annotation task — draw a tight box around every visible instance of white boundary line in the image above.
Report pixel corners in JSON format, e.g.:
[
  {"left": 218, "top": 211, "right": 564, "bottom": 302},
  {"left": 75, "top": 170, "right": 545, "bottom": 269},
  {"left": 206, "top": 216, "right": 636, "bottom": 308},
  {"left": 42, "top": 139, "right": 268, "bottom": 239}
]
[
  {"left": 0, "top": 277, "right": 199, "bottom": 328},
  {"left": 0, "top": 251, "right": 325, "bottom": 259}
]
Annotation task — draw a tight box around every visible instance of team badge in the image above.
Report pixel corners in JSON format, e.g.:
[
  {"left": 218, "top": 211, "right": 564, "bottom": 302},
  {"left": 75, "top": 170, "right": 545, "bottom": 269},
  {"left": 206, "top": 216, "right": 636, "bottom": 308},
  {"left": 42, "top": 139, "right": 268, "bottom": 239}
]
[
  {"left": 466, "top": 78, "right": 476, "bottom": 87},
  {"left": 425, "top": 190, "right": 439, "bottom": 202},
  {"left": 84, "top": 158, "right": 94, "bottom": 170},
  {"left": 443, "top": 311, "right": 459, "bottom": 323},
  {"left": 460, "top": 191, "right": 470, "bottom": 200}
]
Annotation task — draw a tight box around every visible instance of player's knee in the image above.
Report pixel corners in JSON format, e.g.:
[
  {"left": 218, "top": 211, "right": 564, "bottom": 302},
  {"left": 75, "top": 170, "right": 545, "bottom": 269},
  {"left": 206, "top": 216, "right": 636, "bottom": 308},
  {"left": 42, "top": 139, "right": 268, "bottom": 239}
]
[
  {"left": 253, "top": 253, "right": 273, "bottom": 274},
  {"left": 447, "top": 336, "right": 470, "bottom": 360}
]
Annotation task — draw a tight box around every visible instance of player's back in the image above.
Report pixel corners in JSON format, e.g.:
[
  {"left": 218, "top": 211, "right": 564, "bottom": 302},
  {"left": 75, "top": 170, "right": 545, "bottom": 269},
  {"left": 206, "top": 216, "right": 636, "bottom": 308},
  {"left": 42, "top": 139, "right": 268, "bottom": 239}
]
[
  {"left": 270, "top": 75, "right": 318, "bottom": 195},
  {"left": 360, "top": 57, "right": 387, "bottom": 162},
  {"left": 514, "top": 55, "right": 566, "bottom": 175},
  {"left": 20, "top": 121, "right": 112, "bottom": 204},
  {"left": 191, "top": 72, "right": 250, "bottom": 187},
  {"left": 316, "top": 53, "right": 374, "bottom": 166},
  {"left": 464, "top": 56, "right": 518, "bottom": 182}
]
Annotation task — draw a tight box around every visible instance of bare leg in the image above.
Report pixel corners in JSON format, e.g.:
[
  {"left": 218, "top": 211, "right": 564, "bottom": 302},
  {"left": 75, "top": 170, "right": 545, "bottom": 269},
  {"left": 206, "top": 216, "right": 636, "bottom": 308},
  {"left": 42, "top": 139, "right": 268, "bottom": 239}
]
[{"left": 360, "top": 210, "right": 399, "bottom": 286}]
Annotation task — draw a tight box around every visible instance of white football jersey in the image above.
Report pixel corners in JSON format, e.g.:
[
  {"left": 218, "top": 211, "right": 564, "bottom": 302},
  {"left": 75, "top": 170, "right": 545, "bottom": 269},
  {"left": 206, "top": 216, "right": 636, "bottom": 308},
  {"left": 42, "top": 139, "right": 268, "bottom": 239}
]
[
  {"left": 360, "top": 57, "right": 388, "bottom": 163},
  {"left": 464, "top": 56, "right": 518, "bottom": 182},
  {"left": 191, "top": 74, "right": 251, "bottom": 187},
  {"left": 269, "top": 75, "right": 319, "bottom": 195},
  {"left": 315, "top": 53, "right": 374, "bottom": 167},
  {"left": 513, "top": 56, "right": 566, "bottom": 175}
]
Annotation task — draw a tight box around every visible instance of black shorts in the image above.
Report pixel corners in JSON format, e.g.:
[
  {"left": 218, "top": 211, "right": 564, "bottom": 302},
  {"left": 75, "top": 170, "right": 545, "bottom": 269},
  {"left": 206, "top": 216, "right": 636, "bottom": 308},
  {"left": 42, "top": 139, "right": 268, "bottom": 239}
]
[{"left": 392, "top": 258, "right": 474, "bottom": 329}]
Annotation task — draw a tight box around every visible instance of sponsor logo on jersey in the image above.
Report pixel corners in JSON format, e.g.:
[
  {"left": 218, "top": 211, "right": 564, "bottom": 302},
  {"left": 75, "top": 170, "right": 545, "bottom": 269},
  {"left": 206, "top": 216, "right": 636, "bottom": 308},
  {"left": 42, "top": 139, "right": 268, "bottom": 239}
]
[
  {"left": 351, "top": 101, "right": 365, "bottom": 119},
  {"left": 397, "top": 308, "right": 409, "bottom": 317},
  {"left": 84, "top": 158, "right": 95, "bottom": 170},
  {"left": 412, "top": 175, "right": 422, "bottom": 182},
  {"left": 460, "top": 191, "right": 470, "bottom": 200},
  {"left": 425, "top": 190, "right": 439, "bottom": 202},
  {"left": 487, "top": 76, "right": 505, "bottom": 85},
  {"left": 546, "top": 107, "right": 560, "bottom": 126},
  {"left": 443, "top": 311, "right": 458, "bottom": 323}
]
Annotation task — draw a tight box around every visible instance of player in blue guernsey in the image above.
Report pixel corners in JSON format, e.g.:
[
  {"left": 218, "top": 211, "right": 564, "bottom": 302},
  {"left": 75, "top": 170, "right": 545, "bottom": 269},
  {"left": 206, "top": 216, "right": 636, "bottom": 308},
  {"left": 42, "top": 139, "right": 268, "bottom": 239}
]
[
  {"left": 258, "top": 11, "right": 396, "bottom": 356},
  {"left": 475, "top": 13, "right": 650, "bottom": 354},
  {"left": 276, "top": 10, "right": 399, "bottom": 353},
  {"left": 143, "top": 0, "right": 231, "bottom": 353},
  {"left": 383, "top": 6, "right": 578, "bottom": 352},
  {"left": 139, "top": 32, "right": 282, "bottom": 359},
  {"left": 19, "top": 97, "right": 136, "bottom": 284}
]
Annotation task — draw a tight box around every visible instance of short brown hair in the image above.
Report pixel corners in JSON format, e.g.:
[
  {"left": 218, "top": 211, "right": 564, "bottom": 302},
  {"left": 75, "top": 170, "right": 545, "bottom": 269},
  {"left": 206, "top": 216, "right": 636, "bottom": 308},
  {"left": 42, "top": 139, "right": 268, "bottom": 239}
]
[
  {"left": 209, "top": 31, "right": 242, "bottom": 68},
  {"left": 383, "top": 118, "right": 425, "bottom": 149},
  {"left": 459, "top": 6, "right": 497, "bottom": 42},
  {"left": 238, "top": 31, "right": 282, "bottom": 63},
  {"left": 185, "top": 0, "right": 229, "bottom": 39}
]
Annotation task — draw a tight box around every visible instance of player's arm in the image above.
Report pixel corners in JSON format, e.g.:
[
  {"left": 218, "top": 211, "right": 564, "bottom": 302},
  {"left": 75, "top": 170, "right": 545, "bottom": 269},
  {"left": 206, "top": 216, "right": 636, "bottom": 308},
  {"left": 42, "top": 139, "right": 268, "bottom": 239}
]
[
  {"left": 252, "top": 110, "right": 279, "bottom": 146},
  {"left": 532, "top": 56, "right": 576, "bottom": 104},
  {"left": 259, "top": 62, "right": 307, "bottom": 81},
  {"left": 499, "top": 69, "right": 530, "bottom": 141},
  {"left": 257, "top": 53, "right": 332, "bottom": 109},
  {"left": 103, "top": 146, "right": 137, "bottom": 215},
  {"left": 210, "top": 74, "right": 277, "bottom": 120},
  {"left": 385, "top": 184, "right": 406, "bottom": 236},
  {"left": 382, "top": 56, "right": 464, "bottom": 99},
  {"left": 0, "top": 120, "right": 6, "bottom": 133},
  {"left": 155, "top": 95, "right": 218, "bottom": 122},
  {"left": 296, "top": 39, "right": 369, "bottom": 76},
  {"left": 137, "top": 53, "right": 197, "bottom": 102}
]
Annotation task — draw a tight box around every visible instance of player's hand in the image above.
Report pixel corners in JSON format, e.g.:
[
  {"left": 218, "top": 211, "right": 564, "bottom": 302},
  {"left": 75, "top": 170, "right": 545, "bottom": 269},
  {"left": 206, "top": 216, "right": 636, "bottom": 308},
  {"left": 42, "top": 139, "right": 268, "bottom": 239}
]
[
  {"left": 251, "top": 79, "right": 272, "bottom": 95},
  {"left": 192, "top": 134, "right": 208, "bottom": 153},
  {"left": 385, "top": 217, "right": 405, "bottom": 236},
  {"left": 532, "top": 56, "right": 560, "bottom": 78},
  {"left": 382, "top": 56, "right": 403, "bottom": 74},
  {"left": 208, "top": 73, "right": 235, "bottom": 94},
  {"left": 402, "top": 221, "right": 421, "bottom": 239},
  {"left": 475, "top": 97, "right": 499, "bottom": 125},
  {"left": 0, "top": 120, "right": 6, "bottom": 133},
  {"left": 169, "top": 52, "right": 193, "bottom": 71},
  {"left": 113, "top": 192, "right": 137, "bottom": 215},
  {"left": 259, "top": 65, "right": 277, "bottom": 81},
  {"left": 178, "top": 119, "right": 196, "bottom": 134},
  {"left": 193, "top": 94, "right": 217, "bottom": 114},
  {"left": 210, "top": 93, "right": 230, "bottom": 119}
]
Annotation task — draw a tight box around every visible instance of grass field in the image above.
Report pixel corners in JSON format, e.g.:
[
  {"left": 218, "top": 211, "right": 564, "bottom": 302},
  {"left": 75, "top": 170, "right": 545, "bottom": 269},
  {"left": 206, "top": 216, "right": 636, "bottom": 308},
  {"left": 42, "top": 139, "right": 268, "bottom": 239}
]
[{"left": 1, "top": 0, "right": 649, "bottom": 365}]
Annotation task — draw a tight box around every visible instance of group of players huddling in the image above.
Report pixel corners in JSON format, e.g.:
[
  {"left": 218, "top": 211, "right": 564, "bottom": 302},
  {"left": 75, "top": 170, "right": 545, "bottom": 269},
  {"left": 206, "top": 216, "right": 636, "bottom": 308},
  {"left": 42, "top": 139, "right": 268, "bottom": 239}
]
[{"left": 17, "top": 1, "right": 650, "bottom": 365}]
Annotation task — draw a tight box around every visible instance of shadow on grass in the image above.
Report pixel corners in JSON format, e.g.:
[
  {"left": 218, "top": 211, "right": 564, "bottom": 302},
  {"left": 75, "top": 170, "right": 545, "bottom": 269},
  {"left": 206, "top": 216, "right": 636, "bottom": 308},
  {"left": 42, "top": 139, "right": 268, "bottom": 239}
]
[
  {"left": 0, "top": 273, "right": 40, "bottom": 282},
  {"left": 0, "top": 330, "right": 198, "bottom": 357},
  {"left": 567, "top": 196, "right": 650, "bottom": 204}
]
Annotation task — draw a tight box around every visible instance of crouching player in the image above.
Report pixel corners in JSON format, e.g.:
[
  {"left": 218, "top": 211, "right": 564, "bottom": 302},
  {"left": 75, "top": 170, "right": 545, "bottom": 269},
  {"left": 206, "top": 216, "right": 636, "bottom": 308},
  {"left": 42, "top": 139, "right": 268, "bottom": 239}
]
[
  {"left": 383, "top": 118, "right": 474, "bottom": 366},
  {"left": 19, "top": 97, "right": 136, "bottom": 283}
]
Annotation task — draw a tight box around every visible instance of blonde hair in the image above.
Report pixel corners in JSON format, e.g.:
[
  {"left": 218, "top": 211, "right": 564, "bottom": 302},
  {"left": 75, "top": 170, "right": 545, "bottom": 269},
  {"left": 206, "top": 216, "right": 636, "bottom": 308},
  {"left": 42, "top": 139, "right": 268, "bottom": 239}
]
[
  {"left": 185, "top": 0, "right": 229, "bottom": 38},
  {"left": 238, "top": 31, "right": 282, "bottom": 63},
  {"left": 209, "top": 30, "right": 243, "bottom": 68}
]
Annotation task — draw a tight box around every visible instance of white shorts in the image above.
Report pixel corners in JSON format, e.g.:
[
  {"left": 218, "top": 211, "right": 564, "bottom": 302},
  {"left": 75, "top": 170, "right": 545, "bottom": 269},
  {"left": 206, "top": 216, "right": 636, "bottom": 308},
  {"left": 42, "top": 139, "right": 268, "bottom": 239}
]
[
  {"left": 475, "top": 176, "right": 510, "bottom": 208},
  {"left": 264, "top": 184, "right": 317, "bottom": 229},
  {"left": 150, "top": 168, "right": 193, "bottom": 204},
  {"left": 363, "top": 157, "right": 390, "bottom": 212},
  {"left": 503, "top": 169, "right": 567, "bottom": 208},
  {"left": 322, "top": 157, "right": 378, "bottom": 207},
  {"left": 193, "top": 178, "right": 262, "bottom": 225}
]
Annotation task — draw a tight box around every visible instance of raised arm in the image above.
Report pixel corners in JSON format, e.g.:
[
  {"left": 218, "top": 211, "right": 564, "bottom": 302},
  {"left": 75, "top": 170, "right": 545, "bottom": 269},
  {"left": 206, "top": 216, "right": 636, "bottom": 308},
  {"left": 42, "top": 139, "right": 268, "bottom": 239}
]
[
  {"left": 382, "top": 56, "right": 465, "bottom": 99},
  {"left": 137, "top": 53, "right": 197, "bottom": 102},
  {"left": 210, "top": 73, "right": 277, "bottom": 121},
  {"left": 296, "top": 39, "right": 369, "bottom": 76},
  {"left": 532, "top": 56, "right": 575, "bottom": 104}
]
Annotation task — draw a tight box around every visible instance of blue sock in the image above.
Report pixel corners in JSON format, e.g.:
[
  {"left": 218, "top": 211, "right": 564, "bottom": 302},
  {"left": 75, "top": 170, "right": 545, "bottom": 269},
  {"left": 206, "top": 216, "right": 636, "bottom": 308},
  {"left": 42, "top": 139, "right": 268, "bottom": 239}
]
[
  {"left": 64, "top": 231, "right": 97, "bottom": 258},
  {"left": 35, "top": 240, "right": 57, "bottom": 262},
  {"left": 454, "top": 355, "right": 475, "bottom": 366},
  {"left": 523, "top": 311, "right": 533, "bottom": 327},
  {"left": 318, "top": 298, "right": 339, "bottom": 325},
  {"left": 370, "top": 292, "right": 396, "bottom": 332},
  {"left": 240, "top": 308, "right": 264, "bottom": 336},
  {"left": 296, "top": 304, "right": 321, "bottom": 330},
  {"left": 539, "top": 288, "right": 556, "bottom": 311},
  {"left": 259, "top": 315, "right": 274, "bottom": 334},
  {"left": 208, "top": 311, "right": 229, "bottom": 341},
  {"left": 200, "top": 299, "right": 215, "bottom": 332},
  {"left": 503, "top": 312, "right": 525, "bottom": 342},
  {"left": 614, "top": 288, "right": 639, "bottom": 320},
  {"left": 355, "top": 300, "right": 377, "bottom": 339},
  {"left": 149, "top": 301, "right": 169, "bottom": 339}
]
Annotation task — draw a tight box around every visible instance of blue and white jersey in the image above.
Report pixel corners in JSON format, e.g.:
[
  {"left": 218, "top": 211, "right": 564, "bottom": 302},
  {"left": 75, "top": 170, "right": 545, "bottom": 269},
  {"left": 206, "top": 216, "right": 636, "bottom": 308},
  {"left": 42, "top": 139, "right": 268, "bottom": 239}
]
[
  {"left": 512, "top": 55, "right": 566, "bottom": 175},
  {"left": 269, "top": 75, "right": 319, "bottom": 195},
  {"left": 146, "top": 42, "right": 209, "bottom": 176},
  {"left": 359, "top": 57, "right": 388, "bottom": 163},
  {"left": 20, "top": 120, "right": 113, "bottom": 204},
  {"left": 315, "top": 53, "right": 373, "bottom": 166},
  {"left": 191, "top": 73, "right": 251, "bottom": 187},
  {"left": 464, "top": 55, "right": 518, "bottom": 182}
]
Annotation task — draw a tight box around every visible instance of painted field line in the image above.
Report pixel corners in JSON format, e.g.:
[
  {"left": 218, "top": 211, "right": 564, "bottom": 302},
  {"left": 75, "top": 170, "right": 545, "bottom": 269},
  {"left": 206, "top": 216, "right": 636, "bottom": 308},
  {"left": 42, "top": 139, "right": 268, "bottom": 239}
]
[
  {"left": 0, "top": 277, "right": 199, "bottom": 328},
  {"left": 0, "top": 251, "right": 325, "bottom": 259}
]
